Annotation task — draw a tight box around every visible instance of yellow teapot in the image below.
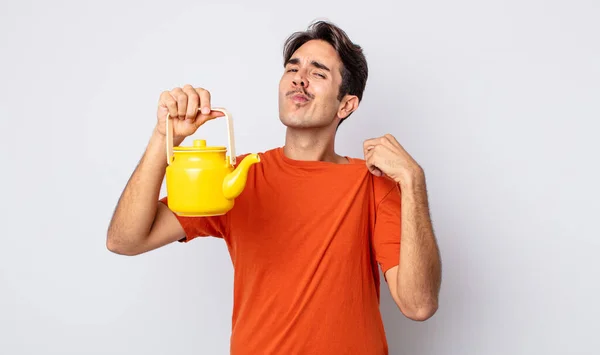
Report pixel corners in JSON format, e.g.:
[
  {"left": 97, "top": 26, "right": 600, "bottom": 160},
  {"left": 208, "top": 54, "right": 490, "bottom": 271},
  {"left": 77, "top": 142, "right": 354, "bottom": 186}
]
[{"left": 164, "top": 108, "right": 260, "bottom": 216}]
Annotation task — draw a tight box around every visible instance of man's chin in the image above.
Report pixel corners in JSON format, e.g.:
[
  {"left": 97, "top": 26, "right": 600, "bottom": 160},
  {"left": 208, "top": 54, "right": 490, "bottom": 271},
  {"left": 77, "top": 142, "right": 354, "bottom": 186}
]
[
  {"left": 279, "top": 116, "right": 333, "bottom": 130},
  {"left": 279, "top": 116, "right": 304, "bottom": 127},
  {"left": 279, "top": 115, "right": 309, "bottom": 128}
]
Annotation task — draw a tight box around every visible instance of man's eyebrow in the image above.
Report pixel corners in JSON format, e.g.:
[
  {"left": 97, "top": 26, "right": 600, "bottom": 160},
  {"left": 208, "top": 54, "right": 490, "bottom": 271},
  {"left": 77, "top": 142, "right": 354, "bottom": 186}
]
[
  {"left": 286, "top": 57, "right": 331, "bottom": 72},
  {"left": 311, "top": 60, "right": 330, "bottom": 72}
]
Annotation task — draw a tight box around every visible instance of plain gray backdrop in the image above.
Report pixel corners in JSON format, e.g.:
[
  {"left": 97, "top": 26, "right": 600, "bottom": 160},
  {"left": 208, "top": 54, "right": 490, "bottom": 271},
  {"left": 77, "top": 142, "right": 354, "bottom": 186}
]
[{"left": 1, "top": 0, "right": 599, "bottom": 354}]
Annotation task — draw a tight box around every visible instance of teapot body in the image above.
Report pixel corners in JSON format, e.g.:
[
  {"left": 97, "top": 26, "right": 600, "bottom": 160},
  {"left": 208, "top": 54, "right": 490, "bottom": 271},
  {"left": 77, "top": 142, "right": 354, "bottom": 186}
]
[
  {"left": 164, "top": 108, "right": 259, "bottom": 216},
  {"left": 165, "top": 150, "right": 234, "bottom": 216}
]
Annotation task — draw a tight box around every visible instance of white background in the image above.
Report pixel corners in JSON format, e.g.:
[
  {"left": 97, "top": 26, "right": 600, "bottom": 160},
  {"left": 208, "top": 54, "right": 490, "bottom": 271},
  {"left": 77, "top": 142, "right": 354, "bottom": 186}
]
[{"left": 1, "top": 0, "right": 599, "bottom": 354}]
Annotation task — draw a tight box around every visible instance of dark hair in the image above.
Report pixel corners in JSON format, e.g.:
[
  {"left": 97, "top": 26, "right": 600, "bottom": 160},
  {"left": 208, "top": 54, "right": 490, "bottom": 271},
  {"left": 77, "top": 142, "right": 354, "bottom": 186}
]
[{"left": 282, "top": 20, "right": 368, "bottom": 120}]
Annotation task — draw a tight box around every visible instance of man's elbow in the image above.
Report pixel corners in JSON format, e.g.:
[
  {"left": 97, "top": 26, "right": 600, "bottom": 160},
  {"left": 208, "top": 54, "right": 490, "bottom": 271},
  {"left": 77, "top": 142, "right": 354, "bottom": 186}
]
[
  {"left": 397, "top": 299, "right": 438, "bottom": 322},
  {"left": 106, "top": 234, "right": 142, "bottom": 256},
  {"left": 405, "top": 303, "right": 438, "bottom": 321}
]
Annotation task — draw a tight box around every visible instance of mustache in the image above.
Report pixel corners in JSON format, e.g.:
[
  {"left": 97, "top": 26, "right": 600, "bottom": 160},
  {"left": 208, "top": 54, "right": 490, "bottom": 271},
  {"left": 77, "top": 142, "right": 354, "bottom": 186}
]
[{"left": 286, "top": 89, "right": 314, "bottom": 100}]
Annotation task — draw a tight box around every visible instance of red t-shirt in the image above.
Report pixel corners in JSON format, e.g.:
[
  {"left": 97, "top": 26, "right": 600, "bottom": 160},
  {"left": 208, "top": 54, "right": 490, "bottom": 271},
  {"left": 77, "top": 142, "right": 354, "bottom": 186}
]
[{"left": 160, "top": 146, "right": 401, "bottom": 354}]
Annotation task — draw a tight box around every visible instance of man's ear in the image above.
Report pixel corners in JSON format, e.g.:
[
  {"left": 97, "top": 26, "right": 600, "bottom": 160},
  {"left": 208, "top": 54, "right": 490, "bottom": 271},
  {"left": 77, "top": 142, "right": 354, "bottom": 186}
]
[{"left": 337, "top": 95, "right": 359, "bottom": 119}]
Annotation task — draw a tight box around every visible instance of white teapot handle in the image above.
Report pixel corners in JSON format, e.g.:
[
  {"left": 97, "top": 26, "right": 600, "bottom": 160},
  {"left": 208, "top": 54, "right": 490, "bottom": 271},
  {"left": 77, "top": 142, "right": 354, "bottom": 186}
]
[{"left": 166, "top": 107, "right": 236, "bottom": 166}]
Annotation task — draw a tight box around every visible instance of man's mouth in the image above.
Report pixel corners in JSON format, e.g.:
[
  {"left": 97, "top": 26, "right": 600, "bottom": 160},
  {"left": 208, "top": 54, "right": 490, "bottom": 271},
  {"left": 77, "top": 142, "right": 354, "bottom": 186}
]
[
  {"left": 291, "top": 93, "right": 309, "bottom": 103},
  {"left": 287, "top": 90, "right": 313, "bottom": 104}
]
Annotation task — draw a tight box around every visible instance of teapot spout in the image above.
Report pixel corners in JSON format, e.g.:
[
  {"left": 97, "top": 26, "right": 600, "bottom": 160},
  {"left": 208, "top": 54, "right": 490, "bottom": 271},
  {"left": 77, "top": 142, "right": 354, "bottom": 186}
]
[{"left": 222, "top": 153, "right": 261, "bottom": 200}]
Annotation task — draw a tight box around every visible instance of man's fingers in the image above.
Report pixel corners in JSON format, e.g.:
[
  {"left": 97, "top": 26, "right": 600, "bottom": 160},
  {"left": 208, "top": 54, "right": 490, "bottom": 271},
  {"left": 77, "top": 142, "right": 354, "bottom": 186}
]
[
  {"left": 384, "top": 133, "right": 406, "bottom": 151},
  {"left": 363, "top": 137, "right": 392, "bottom": 153},
  {"left": 196, "top": 88, "right": 212, "bottom": 115},
  {"left": 156, "top": 85, "right": 230, "bottom": 138},
  {"left": 160, "top": 91, "right": 178, "bottom": 119},
  {"left": 367, "top": 160, "right": 383, "bottom": 176},
  {"left": 182, "top": 85, "right": 199, "bottom": 121},
  {"left": 363, "top": 138, "right": 380, "bottom": 158},
  {"left": 171, "top": 87, "right": 187, "bottom": 120},
  {"left": 363, "top": 137, "right": 377, "bottom": 151},
  {"left": 194, "top": 110, "right": 226, "bottom": 127},
  {"left": 364, "top": 135, "right": 404, "bottom": 159},
  {"left": 364, "top": 147, "right": 383, "bottom": 177},
  {"left": 384, "top": 133, "right": 400, "bottom": 147},
  {"left": 207, "top": 110, "right": 225, "bottom": 119}
]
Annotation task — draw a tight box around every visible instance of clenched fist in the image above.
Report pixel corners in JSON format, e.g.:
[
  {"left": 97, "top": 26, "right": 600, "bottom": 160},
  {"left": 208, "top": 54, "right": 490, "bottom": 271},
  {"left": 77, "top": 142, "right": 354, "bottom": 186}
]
[{"left": 156, "top": 85, "right": 224, "bottom": 141}]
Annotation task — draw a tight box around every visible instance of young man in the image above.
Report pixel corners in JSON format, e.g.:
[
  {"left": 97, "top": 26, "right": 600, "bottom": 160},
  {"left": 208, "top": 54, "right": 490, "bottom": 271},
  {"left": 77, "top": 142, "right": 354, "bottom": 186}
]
[{"left": 107, "top": 20, "right": 442, "bottom": 354}]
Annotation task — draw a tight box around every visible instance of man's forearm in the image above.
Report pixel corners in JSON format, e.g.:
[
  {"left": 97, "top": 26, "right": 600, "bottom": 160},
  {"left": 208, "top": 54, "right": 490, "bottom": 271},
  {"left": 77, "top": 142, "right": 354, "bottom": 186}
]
[
  {"left": 106, "top": 128, "right": 180, "bottom": 253},
  {"left": 396, "top": 171, "right": 442, "bottom": 318}
]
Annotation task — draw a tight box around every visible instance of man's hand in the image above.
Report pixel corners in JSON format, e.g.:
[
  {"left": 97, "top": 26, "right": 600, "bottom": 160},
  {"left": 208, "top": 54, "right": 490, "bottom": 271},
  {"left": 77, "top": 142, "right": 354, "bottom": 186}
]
[
  {"left": 363, "top": 134, "right": 423, "bottom": 187},
  {"left": 156, "top": 85, "right": 224, "bottom": 142}
]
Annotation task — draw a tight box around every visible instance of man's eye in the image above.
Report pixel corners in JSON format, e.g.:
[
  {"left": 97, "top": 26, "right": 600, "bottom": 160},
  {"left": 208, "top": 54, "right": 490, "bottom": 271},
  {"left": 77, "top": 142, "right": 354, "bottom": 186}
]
[
  {"left": 315, "top": 73, "right": 326, "bottom": 78},
  {"left": 287, "top": 69, "right": 298, "bottom": 72}
]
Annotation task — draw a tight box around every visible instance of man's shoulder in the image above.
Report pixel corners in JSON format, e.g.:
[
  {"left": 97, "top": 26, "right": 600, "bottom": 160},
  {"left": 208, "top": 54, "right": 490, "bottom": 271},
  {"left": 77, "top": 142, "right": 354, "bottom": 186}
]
[
  {"left": 341, "top": 155, "right": 400, "bottom": 205},
  {"left": 346, "top": 155, "right": 366, "bottom": 165}
]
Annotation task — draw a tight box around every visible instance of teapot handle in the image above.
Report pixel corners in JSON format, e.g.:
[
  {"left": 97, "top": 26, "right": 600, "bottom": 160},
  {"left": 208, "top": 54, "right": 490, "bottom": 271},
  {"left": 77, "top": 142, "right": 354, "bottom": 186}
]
[{"left": 166, "top": 107, "right": 236, "bottom": 166}]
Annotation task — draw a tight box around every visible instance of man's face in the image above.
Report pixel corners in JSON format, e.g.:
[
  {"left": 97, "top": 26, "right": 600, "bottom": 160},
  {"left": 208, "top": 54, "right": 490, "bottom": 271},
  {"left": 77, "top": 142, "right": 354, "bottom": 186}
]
[{"left": 278, "top": 39, "right": 345, "bottom": 129}]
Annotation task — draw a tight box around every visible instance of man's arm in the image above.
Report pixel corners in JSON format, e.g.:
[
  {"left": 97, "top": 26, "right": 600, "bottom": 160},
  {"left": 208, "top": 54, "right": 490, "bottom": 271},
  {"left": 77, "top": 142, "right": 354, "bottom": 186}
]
[
  {"left": 107, "top": 85, "right": 221, "bottom": 255},
  {"left": 106, "top": 128, "right": 186, "bottom": 255},
  {"left": 364, "top": 134, "right": 442, "bottom": 321},
  {"left": 385, "top": 171, "right": 441, "bottom": 321}
]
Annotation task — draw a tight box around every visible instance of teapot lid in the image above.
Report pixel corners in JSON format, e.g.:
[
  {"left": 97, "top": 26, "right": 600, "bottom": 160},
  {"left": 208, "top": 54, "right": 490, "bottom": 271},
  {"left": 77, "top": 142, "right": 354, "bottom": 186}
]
[{"left": 173, "top": 139, "right": 226, "bottom": 152}]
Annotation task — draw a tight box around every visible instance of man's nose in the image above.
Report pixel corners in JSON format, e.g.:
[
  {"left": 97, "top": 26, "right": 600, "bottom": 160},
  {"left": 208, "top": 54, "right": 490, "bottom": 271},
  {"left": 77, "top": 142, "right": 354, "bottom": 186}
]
[{"left": 292, "top": 71, "right": 308, "bottom": 88}]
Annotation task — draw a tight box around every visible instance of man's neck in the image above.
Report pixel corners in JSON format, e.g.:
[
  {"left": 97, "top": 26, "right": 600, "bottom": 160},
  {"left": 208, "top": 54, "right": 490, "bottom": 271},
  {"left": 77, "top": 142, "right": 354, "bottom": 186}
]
[{"left": 283, "top": 126, "right": 348, "bottom": 164}]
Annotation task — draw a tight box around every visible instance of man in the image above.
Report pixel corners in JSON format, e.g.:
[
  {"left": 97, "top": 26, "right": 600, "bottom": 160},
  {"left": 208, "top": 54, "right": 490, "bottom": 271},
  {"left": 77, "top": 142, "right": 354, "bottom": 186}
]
[{"left": 107, "top": 20, "right": 442, "bottom": 354}]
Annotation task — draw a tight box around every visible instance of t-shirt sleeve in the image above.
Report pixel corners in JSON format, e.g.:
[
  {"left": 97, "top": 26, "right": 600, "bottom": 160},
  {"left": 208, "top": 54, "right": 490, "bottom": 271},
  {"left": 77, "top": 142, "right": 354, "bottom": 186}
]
[
  {"left": 372, "top": 182, "right": 402, "bottom": 278},
  {"left": 159, "top": 196, "right": 228, "bottom": 243}
]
